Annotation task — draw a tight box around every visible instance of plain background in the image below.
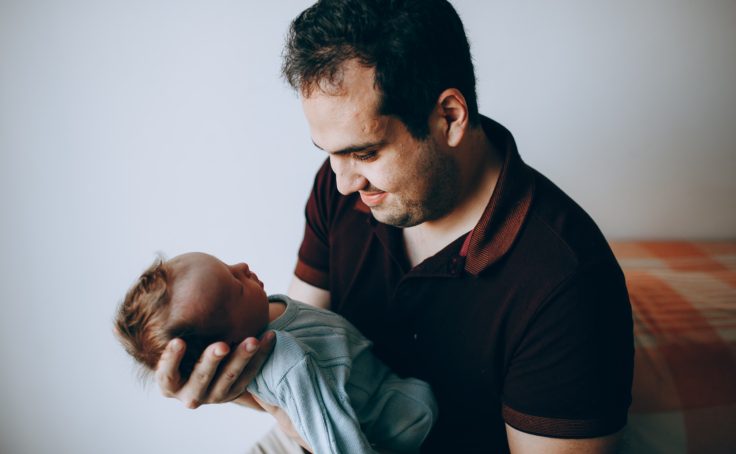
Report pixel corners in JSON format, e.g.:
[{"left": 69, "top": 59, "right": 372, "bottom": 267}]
[{"left": 1, "top": 1, "right": 734, "bottom": 452}]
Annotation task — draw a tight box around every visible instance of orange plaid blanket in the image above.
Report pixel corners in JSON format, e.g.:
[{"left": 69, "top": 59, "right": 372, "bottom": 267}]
[{"left": 611, "top": 242, "right": 736, "bottom": 453}]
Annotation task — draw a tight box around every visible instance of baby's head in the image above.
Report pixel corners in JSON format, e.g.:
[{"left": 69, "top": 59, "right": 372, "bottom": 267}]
[{"left": 114, "top": 252, "right": 269, "bottom": 380}]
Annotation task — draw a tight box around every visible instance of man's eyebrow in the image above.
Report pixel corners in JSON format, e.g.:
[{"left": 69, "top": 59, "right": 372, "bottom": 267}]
[{"left": 311, "top": 139, "right": 385, "bottom": 156}]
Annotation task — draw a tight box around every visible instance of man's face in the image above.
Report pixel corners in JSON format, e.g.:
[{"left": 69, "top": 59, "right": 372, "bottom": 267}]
[
  {"left": 301, "top": 60, "right": 460, "bottom": 228},
  {"left": 168, "top": 252, "right": 269, "bottom": 343}
]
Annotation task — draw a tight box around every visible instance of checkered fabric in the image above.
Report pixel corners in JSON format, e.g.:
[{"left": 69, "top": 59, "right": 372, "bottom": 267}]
[{"left": 611, "top": 242, "right": 736, "bottom": 454}]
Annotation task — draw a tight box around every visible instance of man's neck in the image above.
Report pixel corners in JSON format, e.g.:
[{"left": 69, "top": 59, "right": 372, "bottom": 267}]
[{"left": 403, "top": 127, "right": 502, "bottom": 267}]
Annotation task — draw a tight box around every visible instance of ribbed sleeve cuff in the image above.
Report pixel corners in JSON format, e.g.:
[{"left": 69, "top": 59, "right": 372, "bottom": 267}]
[
  {"left": 294, "top": 259, "right": 329, "bottom": 290},
  {"left": 502, "top": 404, "right": 627, "bottom": 439}
]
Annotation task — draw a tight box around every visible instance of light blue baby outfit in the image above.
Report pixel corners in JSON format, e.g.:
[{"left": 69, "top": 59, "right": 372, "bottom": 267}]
[{"left": 247, "top": 295, "right": 438, "bottom": 454}]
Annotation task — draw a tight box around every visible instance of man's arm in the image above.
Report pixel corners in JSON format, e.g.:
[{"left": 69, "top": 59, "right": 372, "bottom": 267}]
[
  {"left": 288, "top": 275, "right": 331, "bottom": 309},
  {"left": 502, "top": 260, "right": 633, "bottom": 443},
  {"left": 506, "top": 424, "right": 622, "bottom": 454}
]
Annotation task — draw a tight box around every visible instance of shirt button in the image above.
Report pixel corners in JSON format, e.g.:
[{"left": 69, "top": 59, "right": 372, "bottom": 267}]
[{"left": 448, "top": 258, "right": 460, "bottom": 275}]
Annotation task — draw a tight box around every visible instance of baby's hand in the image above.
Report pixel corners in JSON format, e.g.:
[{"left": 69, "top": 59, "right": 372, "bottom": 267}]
[{"left": 155, "top": 331, "right": 276, "bottom": 409}]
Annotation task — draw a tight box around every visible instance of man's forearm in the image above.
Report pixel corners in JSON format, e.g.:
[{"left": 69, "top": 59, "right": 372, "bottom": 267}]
[{"left": 232, "top": 392, "right": 266, "bottom": 411}]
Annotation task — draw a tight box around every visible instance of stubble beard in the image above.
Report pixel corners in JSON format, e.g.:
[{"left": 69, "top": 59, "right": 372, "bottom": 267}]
[{"left": 371, "top": 140, "right": 461, "bottom": 228}]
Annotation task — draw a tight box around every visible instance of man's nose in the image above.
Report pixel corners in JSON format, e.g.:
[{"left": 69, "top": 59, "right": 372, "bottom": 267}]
[{"left": 330, "top": 155, "right": 367, "bottom": 195}]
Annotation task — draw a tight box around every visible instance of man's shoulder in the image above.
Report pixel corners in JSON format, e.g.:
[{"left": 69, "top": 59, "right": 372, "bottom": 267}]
[
  {"left": 523, "top": 168, "right": 618, "bottom": 271},
  {"left": 488, "top": 167, "right": 623, "bottom": 305}
]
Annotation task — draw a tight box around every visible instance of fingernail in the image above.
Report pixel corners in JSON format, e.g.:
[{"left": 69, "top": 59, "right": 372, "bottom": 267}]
[
  {"left": 170, "top": 340, "right": 182, "bottom": 352},
  {"left": 245, "top": 340, "right": 258, "bottom": 353},
  {"left": 214, "top": 346, "right": 227, "bottom": 357}
]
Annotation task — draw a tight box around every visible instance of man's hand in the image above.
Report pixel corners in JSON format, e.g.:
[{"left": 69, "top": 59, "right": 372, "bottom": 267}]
[
  {"left": 155, "top": 331, "right": 276, "bottom": 409},
  {"left": 252, "top": 395, "right": 313, "bottom": 453}
]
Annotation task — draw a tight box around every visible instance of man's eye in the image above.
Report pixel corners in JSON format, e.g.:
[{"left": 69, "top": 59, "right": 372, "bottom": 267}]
[{"left": 353, "top": 151, "right": 377, "bottom": 161}]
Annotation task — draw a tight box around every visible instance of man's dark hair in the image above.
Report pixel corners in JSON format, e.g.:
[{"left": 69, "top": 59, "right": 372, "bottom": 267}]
[{"left": 282, "top": 0, "right": 479, "bottom": 139}]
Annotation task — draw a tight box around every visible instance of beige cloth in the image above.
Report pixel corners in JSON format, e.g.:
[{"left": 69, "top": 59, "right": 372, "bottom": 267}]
[{"left": 247, "top": 426, "right": 305, "bottom": 454}]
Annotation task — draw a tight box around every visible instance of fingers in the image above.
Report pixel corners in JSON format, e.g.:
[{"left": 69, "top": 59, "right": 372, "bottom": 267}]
[
  {"left": 155, "top": 339, "right": 186, "bottom": 397},
  {"left": 209, "top": 331, "right": 276, "bottom": 403},
  {"left": 206, "top": 337, "right": 259, "bottom": 402},
  {"left": 178, "top": 342, "right": 230, "bottom": 409},
  {"left": 229, "top": 331, "right": 276, "bottom": 396},
  {"left": 155, "top": 332, "right": 276, "bottom": 409}
]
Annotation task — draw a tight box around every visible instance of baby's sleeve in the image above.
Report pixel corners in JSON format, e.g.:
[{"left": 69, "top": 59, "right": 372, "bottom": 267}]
[
  {"left": 358, "top": 376, "right": 438, "bottom": 453},
  {"left": 275, "top": 354, "right": 378, "bottom": 454}
]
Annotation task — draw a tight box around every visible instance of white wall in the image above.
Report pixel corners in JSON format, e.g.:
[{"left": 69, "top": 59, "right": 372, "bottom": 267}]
[{"left": 0, "top": 1, "right": 733, "bottom": 453}]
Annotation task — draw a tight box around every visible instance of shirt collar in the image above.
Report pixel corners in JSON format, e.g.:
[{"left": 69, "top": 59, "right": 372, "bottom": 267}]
[
  {"left": 355, "top": 116, "right": 535, "bottom": 276},
  {"left": 462, "top": 116, "right": 534, "bottom": 275}
]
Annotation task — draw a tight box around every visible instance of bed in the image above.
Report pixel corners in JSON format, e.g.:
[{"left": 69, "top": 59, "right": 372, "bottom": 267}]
[{"left": 611, "top": 241, "right": 736, "bottom": 453}]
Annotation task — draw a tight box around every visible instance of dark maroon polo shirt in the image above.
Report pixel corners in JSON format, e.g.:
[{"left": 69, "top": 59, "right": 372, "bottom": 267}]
[{"left": 295, "top": 117, "right": 634, "bottom": 453}]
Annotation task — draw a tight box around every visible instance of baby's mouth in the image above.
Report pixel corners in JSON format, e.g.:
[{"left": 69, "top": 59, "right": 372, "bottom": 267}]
[{"left": 251, "top": 273, "right": 264, "bottom": 289}]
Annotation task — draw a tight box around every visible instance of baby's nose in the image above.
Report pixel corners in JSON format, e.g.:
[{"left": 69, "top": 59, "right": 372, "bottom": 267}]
[{"left": 232, "top": 262, "right": 250, "bottom": 275}]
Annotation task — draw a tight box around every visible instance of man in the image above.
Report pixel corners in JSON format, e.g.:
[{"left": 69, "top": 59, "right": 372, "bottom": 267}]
[{"left": 155, "top": 1, "right": 634, "bottom": 452}]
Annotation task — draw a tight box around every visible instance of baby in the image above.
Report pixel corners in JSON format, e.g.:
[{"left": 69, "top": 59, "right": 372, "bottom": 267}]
[{"left": 114, "top": 252, "right": 437, "bottom": 454}]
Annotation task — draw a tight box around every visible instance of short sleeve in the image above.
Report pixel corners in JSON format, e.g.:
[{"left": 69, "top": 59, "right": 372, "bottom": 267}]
[
  {"left": 502, "top": 259, "right": 634, "bottom": 438},
  {"left": 295, "top": 159, "right": 333, "bottom": 290}
]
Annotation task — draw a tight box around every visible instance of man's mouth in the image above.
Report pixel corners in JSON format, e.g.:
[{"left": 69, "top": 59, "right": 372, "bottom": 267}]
[{"left": 359, "top": 191, "right": 387, "bottom": 207}]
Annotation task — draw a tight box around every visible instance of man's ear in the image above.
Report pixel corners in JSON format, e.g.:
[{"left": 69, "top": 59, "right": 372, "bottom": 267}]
[{"left": 432, "top": 88, "right": 469, "bottom": 148}]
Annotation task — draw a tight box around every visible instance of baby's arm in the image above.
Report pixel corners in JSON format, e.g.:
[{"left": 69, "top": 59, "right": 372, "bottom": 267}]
[{"left": 250, "top": 338, "right": 377, "bottom": 454}]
